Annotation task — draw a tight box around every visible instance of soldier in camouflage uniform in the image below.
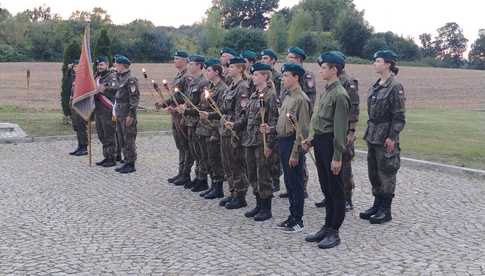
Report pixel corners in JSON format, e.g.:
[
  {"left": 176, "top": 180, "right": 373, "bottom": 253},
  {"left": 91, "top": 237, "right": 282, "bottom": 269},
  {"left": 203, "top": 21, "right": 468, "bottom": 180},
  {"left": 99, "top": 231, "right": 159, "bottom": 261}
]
[
  {"left": 210, "top": 57, "right": 250, "bottom": 210},
  {"left": 159, "top": 51, "right": 193, "bottom": 186},
  {"left": 68, "top": 60, "right": 88, "bottom": 157},
  {"left": 93, "top": 56, "right": 118, "bottom": 168},
  {"left": 176, "top": 55, "right": 210, "bottom": 192},
  {"left": 279, "top": 47, "right": 316, "bottom": 199},
  {"left": 113, "top": 55, "right": 140, "bottom": 174},
  {"left": 219, "top": 48, "right": 238, "bottom": 86},
  {"left": 359, "top": 50, "right": 406, "bottom": 225},
  {"left": 261, "top": 49, "right": 283, "bottom": 193},
  {"left": 199, "top": 60, "right": 227, "bottom": 199},
  {"left": 232, "top": 62, "right": 279, "bottom": 222}
]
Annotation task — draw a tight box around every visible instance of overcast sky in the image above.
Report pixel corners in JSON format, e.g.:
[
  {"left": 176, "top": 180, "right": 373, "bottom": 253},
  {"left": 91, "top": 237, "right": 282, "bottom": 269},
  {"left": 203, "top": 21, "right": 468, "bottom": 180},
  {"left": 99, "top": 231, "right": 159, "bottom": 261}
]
[{"left": 2, "top": 0, "right": 483, "bottom": 46}]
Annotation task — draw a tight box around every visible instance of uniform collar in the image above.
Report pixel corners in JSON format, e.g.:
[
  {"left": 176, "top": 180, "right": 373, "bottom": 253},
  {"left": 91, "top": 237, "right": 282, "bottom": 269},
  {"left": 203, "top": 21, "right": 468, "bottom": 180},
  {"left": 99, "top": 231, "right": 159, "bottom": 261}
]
[
  {"left": 373, "top": 74, "right": 395, "bottom": 89},
  {"left": 325, "top": 80, "right": 339, "bottom": 91}
]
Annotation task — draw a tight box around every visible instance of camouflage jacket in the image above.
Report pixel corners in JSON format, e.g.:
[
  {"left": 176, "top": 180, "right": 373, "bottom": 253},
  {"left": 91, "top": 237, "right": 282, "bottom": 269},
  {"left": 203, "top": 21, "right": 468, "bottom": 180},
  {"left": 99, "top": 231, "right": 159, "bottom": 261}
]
[
  {"left": 114, "top": 70, "right": 139, "bottom": 118},
  {"left": 161, "top": 68, "right": 190, "bottom": 108},
  {"left": 183, "top": 73, "right": 209, "bottom": 127},
  {"left": 95, "top": 69, "right": 118, "bottom": 110},
  {"left": 339, "top": 71, "right": 360, "bottom": 129},
  {"left": 192, "top": 80, "right": 227, "bottom": 137},
  {"left": 364, "top": 75, "right": 406, "bottom": 145},
  {"left": 218, "top": 78, "right": 250, "bottom": 138},
  {"left": 234, "top": 83, "right": 279, "bottom": 148}
]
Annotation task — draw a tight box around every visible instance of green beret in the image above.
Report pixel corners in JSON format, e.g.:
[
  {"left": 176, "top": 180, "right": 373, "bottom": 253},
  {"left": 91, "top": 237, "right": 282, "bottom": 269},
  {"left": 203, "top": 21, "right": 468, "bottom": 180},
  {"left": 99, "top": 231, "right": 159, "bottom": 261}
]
[
  {"left": 229, "top": 57, "right": 246, "bottom": 65},
  {"left": 374, "top": 50, "right": 398, "bottom": 62},
  {"left": 204, "top": 58, "right": 220, "bottom": 69},
  {"left": 317, "top": 51, "right": 345, "bottom": 67},
  {"left": 174, "top": 50, "right": 189, "bottom": 58},
  {"left": 250, "top": 62, "right": 272, "bottom": 74},
  {"left": 281, "top": 63, "right": 305, "bottom": 78},
  {"left": 114, "top": 55, "right": 131, "bottom": 65},
  {"left": 288, "top": 47, "right": 306, "bottom": 61},
  {"left": 260, "top": 49, "right": 278, "bottom": 61},
  {"left": 188, "top": 54, "right": 205, "bottom": 63},
  {"left": 240, "top": 50, "right": 257, "bottom": 61},
  {"left": 95, "top": 56, "right": 109, "bottom": 64},
  {"left": 220, "top": 47, "right": 238, "bottom": 57}
]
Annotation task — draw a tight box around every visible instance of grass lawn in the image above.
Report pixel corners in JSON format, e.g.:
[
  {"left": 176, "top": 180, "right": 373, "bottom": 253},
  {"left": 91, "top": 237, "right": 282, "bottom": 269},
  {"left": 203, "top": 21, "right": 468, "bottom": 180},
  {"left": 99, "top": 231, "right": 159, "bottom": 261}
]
[{"left": 1, "top": 105, "right": 484, "bottom": 170}]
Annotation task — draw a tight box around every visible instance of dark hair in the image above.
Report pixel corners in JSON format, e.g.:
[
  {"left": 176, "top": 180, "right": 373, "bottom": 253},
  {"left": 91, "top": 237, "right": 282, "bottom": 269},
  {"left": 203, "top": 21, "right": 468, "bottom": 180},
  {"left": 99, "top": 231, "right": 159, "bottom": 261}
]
[
  {"left": 389, "top": 61, "right": 399, "bottom": 75},
  {"left": 327, "top": 63, "right": 344, "bottom": 76},
  {"left": 210, "top": 64, "right": 224, "bottom": 78}
]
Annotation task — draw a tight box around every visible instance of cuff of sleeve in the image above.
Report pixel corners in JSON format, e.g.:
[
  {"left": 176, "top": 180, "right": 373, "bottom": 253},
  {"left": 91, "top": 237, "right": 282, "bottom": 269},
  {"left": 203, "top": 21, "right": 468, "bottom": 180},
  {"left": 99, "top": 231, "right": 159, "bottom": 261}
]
[{"left": 332, "top": 150, "right": 342, "bottom": 162}]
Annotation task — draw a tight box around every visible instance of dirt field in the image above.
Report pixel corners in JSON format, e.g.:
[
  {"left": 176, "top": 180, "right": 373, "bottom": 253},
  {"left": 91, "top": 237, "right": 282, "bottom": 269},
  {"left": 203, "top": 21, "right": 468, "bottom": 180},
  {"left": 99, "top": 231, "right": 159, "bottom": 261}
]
[{"left": 1, "top": 62, "right": 484, "bottom": 111}]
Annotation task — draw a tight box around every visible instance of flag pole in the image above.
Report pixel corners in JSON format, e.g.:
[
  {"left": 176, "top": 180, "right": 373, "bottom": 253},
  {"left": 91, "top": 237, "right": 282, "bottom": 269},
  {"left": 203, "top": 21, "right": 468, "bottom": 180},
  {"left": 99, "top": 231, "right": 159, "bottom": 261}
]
[{"left": 88, "top": 116, "right": 92, "bottom": 167}]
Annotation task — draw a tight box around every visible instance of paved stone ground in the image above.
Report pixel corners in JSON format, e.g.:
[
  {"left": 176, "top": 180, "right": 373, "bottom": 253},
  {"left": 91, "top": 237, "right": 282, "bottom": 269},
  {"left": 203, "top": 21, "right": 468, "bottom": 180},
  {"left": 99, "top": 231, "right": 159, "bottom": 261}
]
[{"left": 1, "top": 135, "right": 484, "bottom": 275}]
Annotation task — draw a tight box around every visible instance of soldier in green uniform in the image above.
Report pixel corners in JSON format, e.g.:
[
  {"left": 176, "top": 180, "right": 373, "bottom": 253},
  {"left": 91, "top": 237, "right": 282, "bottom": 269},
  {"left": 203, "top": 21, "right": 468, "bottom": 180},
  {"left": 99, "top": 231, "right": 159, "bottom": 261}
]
[
  {"left": 68, "top": 60, "right": 88, "bottom": 157},
  {"left": 158, "top": 51, "right": 193, "bottom": 186},
  {"left": 314, "top": 51, "right": 360, "bottom": 211},
  {"left": 304, "top": 52, "right": 350, "bottom": 249},
  {"left": 231, "top": 62, "right": 279, "bottom": 221},
  {"left": 176, "top": 55, "right": 210, "bottom": 192},
  {"left": 359, "top": 50, "right": 406, "bottom": 224},
  {"left": 113, "top": 55, "right": 139, "bottom": 174},
  {"left": 199, "top": 60, "right": 227, "bottom": 199},
  {"left": 213, "top": 57, "right": 250, "bottom": 210},
  {"left": 275, "top": 63, "right": 311, "bottom": 233},
  {"left": 93, "top": 56, "right": 118, "bottom": 167},
  {"left": 219, "top": 47, "right": 238, "bottom": 85}
]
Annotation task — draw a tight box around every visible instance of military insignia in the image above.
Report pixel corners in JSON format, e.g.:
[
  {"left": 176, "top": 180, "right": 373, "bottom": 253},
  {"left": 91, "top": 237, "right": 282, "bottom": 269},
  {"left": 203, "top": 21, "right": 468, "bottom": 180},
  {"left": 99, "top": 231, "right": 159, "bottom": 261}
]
[{"left": 240, "top": 95, "right": 249, "bottom": 108}]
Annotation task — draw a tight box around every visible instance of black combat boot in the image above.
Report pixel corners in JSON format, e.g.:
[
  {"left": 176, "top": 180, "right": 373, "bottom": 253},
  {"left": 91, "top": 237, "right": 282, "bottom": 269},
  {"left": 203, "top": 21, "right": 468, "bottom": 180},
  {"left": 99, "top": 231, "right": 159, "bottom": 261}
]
[
  {"left": 184, "top": 178, "right": 197, "bottom": 189},
  {"left": 244, "top": 195, "right": 261, "bottom": 218},
  {"left": 315, "top": 199, "right": 326, "bottom": 208},
  {"left": 317, "top": 228, "right": 341, "bottom": 249},
  {"left": 173, "top": 175, "right": 190, "bottom": 186},
  {"left": 96, "top": 158, "right": 108, "bottom": 166},
  {"left": 205, "top": 182, "right": 224, "bottom": 199},
  {"left": 200, "top": 182, "right": 213, "bottom": 197},
  {"left": 73, "top": 145, "right": 88, "bottom": 156},
  {"left": 101, "top": 159, "right": 116, "bottom": 168},
  {"left": 359, "top": 196, "right": 381, "bottom": 220},
  {"left": 191, "top": 178, "right": 209, "bottom": 192},
  {"left": 279, "top": 192, "right": 288, "bottom": 198},
  {"left": 369, "top": 194, "right": 393, "bottom": 224},
  {"left": 345, "top": 192, "right": 353, "bottom": 212},
  {"left": 225, "top": 196, "right": 247, "bottom": 209},
  {"left": 219, "top": 196, "right": 233, "bottom": 207},
  {"left": 69, "top": 146, "right": 80, "bottom": 155},
  {"left": 168, "top": 173, "right": 181, "bottom": 183},
  {"left": 118, "top": 163, "right": 136, "bottom": 174},
  {"left": 305, "top": 226, "right": 329, "bottom": 242},
  {"left": 254, "top": 197, "right": 272, "bottom": 221}
]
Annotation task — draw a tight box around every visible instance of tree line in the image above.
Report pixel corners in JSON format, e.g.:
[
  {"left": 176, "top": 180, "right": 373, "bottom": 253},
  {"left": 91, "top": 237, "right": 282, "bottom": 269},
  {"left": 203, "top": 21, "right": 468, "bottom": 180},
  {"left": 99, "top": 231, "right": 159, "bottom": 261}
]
[{"left": 1, "top": 0, "right": 484, "bottom": 69}]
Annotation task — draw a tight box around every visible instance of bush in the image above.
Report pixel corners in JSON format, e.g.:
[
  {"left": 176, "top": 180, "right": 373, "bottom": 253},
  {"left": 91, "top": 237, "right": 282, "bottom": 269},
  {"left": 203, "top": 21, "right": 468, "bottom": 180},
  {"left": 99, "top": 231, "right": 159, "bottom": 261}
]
[{"left": 222, "top": 28, "right": 267, "bottom": 53}]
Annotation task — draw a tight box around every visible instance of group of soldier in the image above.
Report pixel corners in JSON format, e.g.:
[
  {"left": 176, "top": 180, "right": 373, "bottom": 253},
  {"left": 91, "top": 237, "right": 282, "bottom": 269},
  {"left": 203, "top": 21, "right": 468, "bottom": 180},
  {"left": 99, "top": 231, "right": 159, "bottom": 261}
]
[{"left": 67, "top": 45, "right": 406, "bottom": 250}]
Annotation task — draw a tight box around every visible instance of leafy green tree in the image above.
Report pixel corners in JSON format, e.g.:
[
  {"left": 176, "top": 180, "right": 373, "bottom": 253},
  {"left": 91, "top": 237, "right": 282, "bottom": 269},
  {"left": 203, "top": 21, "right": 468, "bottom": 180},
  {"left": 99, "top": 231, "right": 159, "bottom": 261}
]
[
  {"left": 468, "top": 29, "right": 485, "bottom": 70},
  {"left": 93, "top": 28, "right": 112, "bottom": 63},
  {"left": 222, "top": 27, "right": 267, "bottom": 53},
  {"left": 295, "top": 32, "right": 320, "bottom": 57},
  {"left": 266, "top": 13, "right": 288, "bottom": 53},
  {"left": 334, "top": 9, "right": 372, "bottom": 57},
  {"left": 61, "top": 40, "right": 81, "bottom": 117},
  {"left": 287, "top": 8, "right": 313, "bottom": 46},
  {"left": 213, "top": 0, "right": 279, "bottom": 29},
  {"left": 434, "top": 22, "right": 468, "bottom": 68},
  {"left": 363, "top": 32, "right": 420, "bottom": 61}
]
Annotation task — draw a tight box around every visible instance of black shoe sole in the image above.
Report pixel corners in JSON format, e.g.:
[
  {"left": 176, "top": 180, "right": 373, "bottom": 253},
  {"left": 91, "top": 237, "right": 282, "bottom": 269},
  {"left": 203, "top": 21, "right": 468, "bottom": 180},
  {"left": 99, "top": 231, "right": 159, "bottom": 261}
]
[
  {"left": 225, "top": 203, "right": 247, "bottom": 210},
  {"left": 318, "top": 239, "right": 341, "bottom": 249},
  {"left": 119, "top": 169, "right": 136, "bottom": 174}
]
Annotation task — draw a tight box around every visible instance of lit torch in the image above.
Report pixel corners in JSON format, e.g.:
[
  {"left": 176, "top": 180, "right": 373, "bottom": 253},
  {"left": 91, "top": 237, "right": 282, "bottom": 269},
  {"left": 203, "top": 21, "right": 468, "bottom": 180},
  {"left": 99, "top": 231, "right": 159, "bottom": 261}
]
[
  {"left": 142, "top": 68, "right": 148, "bottom": 79},
  {"left": 286, "top": 113, "right": 316, "bottom": 166},
  {"left": 259, "top": 93, "right": 268, "bottom": 155}
]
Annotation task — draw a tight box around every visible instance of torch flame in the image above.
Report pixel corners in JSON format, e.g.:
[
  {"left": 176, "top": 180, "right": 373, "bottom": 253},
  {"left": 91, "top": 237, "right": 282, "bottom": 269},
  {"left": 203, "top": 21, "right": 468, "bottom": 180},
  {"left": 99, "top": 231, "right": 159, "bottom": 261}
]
[
  {"left": 204, "top": 89, "right": 211, "bottom": 99},
  {"left": 151, "top": 80, "right": 155, "bottom": 84},
  {"left": 162, "top": 79, "right": 168, "bottom": 84},
  {"left": 174, "top": 87, "right": 180, "bottom": 92},
  {"left": 142, "top": 68, "right": 146, "bottom": 73},
  {"left": 286, "top": 113, "right": 291, "bottom": 117}
]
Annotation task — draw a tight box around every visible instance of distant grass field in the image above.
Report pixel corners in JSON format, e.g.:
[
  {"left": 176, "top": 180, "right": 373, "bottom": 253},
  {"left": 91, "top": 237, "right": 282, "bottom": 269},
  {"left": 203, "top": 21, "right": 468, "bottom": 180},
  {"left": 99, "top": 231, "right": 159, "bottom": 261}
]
[{"left": 1, "top": 105, "right": 484, "bottom": 170}]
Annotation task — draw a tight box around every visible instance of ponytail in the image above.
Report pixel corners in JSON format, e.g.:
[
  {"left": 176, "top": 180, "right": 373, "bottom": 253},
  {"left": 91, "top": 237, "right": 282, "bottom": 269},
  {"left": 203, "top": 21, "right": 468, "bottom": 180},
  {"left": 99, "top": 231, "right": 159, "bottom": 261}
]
[{"left": 389, "top": 62, "right": 399, "bottom": 76}]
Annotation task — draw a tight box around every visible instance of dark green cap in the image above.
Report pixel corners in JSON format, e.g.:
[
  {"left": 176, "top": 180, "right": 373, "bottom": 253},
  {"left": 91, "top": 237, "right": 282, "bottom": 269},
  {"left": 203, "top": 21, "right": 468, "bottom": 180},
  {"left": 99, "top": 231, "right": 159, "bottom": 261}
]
[
  {"left": 229, "top": 57, "right": 246, "bottom": 65},
  {"left": 174, "top": 50, "right": 189, "bottom": 58},
  {"left": 261, "top": 49, "right": 278, "bottom": 61},
  {"left": 188, "top": 54, "right": 205, "bottom": 63},
  {"left": 204, "top": 58, "right": 220, "bottom": 69},
  {"left": 220, "top": 47, "right": 238, "bottom": 57},
  {"left": 240, "top": 50, "right": 257, "bottom": 61},
  {"left": 250, "top": 62, "right": 272, "bottom": 74},
  {"left": 114, "top": 55, "right": 131, "bottom": 65},
  {"left": 317, "top": 51, "right": 346, "bottom": 67},
  {"left": 281, "top": 63, "right": 305, "bottom": 78},
  {"left": 288, "top": 47, "right": 306, "bottom": 61},
  {"left": 374, "top": 50, "right": 398, "bottom": 62},
  {"left": 95, "top": 56, "right": 109, "bottom": 64}
]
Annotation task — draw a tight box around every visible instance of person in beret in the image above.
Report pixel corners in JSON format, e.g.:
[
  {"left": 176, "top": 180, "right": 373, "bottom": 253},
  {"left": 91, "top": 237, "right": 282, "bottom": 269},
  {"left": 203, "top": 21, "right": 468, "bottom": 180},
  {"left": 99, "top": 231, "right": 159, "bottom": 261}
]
[
  {"left": 212, "top": 57, "right": 250, "bottom": 210},
  {"left": 161, "top": 50, "right": 193, "bottom": 186},
  {"left": 260, "top": 48, "right": 284, "bottom": 193},
  {"left": 175, "top": 54, "right": 211, "bottom": 192},
  {"left": 277, "top": 47, "right": 316, "bottom": 199},
  {"left": 359, "top": 50, "right": 405, "bottom": 225},
  {"left": 112, "top": 55, "right": 139, "bottom": 174},
  {"left": 219, "top": 48, "right": 238, "bottom": 85},
  {"left": 228, "top": 62, "right": 279, "bottom": 221},
  {"left": 303, "top": 51, "right": 350, "bottom": 249},
  {"left": 68, "top": 59, "right": 88, "bottom": 157},
  {"left": 274, "top": 63, "right": 311, "bottom": 233},
  {"left": 93, "top": 55, "right": 118, "bottom": 168},
  {"left": 241, "top": 50, "right": 258, "bottom": 73}
]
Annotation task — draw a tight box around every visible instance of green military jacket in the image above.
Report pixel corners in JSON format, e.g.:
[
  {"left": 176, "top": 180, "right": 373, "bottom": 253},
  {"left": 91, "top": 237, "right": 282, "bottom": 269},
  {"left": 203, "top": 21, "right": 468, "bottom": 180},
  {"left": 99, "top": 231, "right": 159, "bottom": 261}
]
[
  {"left": 114, "top": 70, "right": 139, "bottom": 118},
  {"left": 95, "top": 69, "right": 118, "bottom": 110}
]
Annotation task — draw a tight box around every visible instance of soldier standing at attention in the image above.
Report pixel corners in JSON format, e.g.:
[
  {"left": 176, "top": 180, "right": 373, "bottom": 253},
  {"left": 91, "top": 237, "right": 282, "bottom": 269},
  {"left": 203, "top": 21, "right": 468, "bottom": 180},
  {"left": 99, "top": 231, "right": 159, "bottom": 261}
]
[
  {"left": 94, "top": 56, "right": 118, "bottom": 168},
  {"left": 260, "top": 49, "right": 283, "bottom": 193},
  {"left": 113, "top": 55, "right": 139, "bottom": 174},
  {"left": 68, "top": 60, "right": 88, "bottom": 157},
  {"left": 160, "top": 51, "right": 192, "bottom": 186},
  {"left": 199, "top": 60, "right": 227, "bottom": 199},
  {"left": 219, "top": 47, "right": 238, "bottom": 85},
  {"left": 215, "top": 57, "right": 250, "bottom": 210},
  {"left": 359, "top": 50, "right": 405, "bottom": 225},
  {"left": 232, "top": 62, "right": 279, "bottom": 221},
  {"left": 304, "top": 52, "right": 350, "bottom": 249},
  {"left": 275, "top": 63, "right": 311, "bottom": 233},
  {"left": 176, "top": 55, "right": 209, "bottom": 192}
]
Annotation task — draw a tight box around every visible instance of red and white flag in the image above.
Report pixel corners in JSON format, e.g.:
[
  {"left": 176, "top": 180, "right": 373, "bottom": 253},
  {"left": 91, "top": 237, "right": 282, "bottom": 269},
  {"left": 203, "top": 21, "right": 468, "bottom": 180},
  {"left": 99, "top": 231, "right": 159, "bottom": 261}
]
[{"left": 72, "top": 25, "right": 96, "bottom": 121}]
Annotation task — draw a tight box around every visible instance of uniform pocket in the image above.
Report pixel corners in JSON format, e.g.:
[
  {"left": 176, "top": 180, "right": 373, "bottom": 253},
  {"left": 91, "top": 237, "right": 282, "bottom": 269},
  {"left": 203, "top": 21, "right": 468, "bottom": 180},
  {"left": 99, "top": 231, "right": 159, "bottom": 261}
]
[{"left": 382, "top": 147, "right": 400, "bottom": 174}]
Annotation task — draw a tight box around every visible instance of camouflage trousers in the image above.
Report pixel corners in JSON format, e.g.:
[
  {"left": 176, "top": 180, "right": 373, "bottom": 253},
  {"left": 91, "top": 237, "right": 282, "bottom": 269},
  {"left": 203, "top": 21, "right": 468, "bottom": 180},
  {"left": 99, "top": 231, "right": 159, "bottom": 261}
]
[
  {"left": 187, "top": 126, "right": 201, "bottom": 179},
  {"left": 367, "top": 143, "right": 401, "bottom": 196},
  {"left": 71, "top": 108, "right": 87, "bottom": 147},
  {"left": 245, "top": 145, "right": 273, "bottom": 200},
  {"left": 221, "top": 135, "right": 248, "bottom": 197},
  {"left": 116, "top": 116, "right": 137, "bottom": 163},
  {"left": 198, "top": 135, "right": 224, "bottom": 183},
  {"left": 342, "top": 142, "right": 356, "bottom": 200},
  {"left": 172, "top": 115, "right": 193, "bottom": 177},
  {"left": 95, "top": 107, "right": 116, "bottom": 160},
  {"left": 270, "top": 143, "right": 282, "bottom": 185}
]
